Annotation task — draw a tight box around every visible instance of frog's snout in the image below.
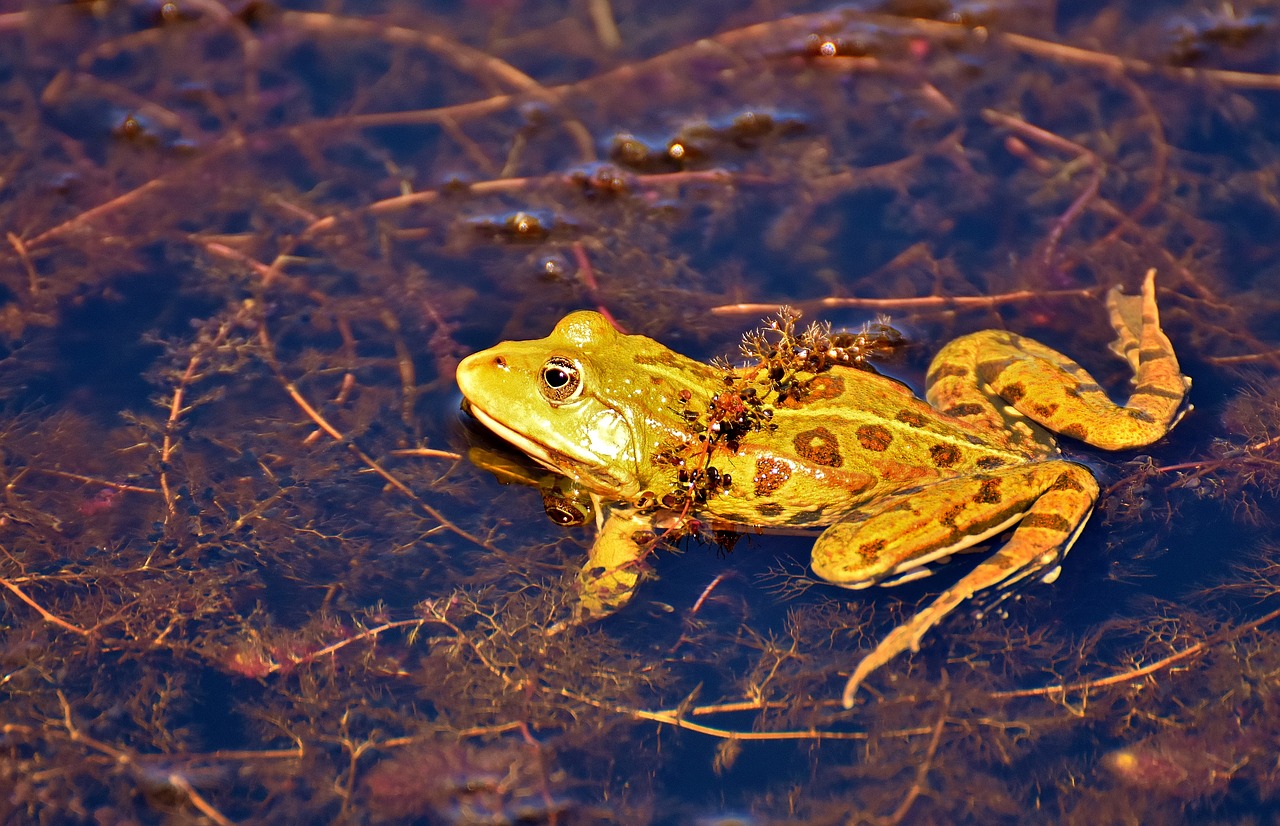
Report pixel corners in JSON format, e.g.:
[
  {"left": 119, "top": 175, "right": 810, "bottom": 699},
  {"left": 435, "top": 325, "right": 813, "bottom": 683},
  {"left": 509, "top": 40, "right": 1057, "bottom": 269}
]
[{"left": 455, "top": 350, "right": 495, "bottom": 402}]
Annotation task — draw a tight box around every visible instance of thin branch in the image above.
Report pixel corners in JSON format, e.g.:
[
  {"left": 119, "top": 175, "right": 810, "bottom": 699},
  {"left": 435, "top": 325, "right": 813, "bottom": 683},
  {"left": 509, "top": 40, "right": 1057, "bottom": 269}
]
[
  {"left": 0, "top": 576, "right": 90, "bottom": 636},
  {"left": 992, "top": 603, "right": 1280, "bottom": 700},
  {"left": 710, "top": 287, "right": 1101, "bottom": 316}
]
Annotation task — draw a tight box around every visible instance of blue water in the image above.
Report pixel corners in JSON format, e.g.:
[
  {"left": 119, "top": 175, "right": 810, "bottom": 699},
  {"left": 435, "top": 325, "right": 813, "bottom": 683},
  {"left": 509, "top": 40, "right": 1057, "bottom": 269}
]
[{"left": 3, "top": 0, "right": 1279, "bottom": 822}]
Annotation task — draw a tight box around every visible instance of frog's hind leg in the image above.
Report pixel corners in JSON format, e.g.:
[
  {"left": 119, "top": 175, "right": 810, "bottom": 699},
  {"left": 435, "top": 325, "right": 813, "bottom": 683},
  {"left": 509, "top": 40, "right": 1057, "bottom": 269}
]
[
  {"left": 820, "top": 461, "right": 1100, "bottom": 708},
  {"left": 928, "top": 269, "right": 1191, "bottom": 451}
]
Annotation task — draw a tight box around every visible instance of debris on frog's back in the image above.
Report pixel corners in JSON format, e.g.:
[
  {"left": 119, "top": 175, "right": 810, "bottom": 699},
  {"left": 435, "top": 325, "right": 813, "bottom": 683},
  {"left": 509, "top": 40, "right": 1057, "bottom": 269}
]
[
  {"left": 740, "top": 307, "right": 906, "bottom": 399},
  {"left": 654, "top": 308, "right": 906, "bottom": 514}
]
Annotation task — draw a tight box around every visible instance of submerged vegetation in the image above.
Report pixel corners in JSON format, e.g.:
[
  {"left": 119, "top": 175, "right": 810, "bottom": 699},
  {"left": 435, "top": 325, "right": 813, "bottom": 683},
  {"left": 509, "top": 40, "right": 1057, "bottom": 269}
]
[{"left": 1, "top": 0, "right": 1280, "bottom": 822}]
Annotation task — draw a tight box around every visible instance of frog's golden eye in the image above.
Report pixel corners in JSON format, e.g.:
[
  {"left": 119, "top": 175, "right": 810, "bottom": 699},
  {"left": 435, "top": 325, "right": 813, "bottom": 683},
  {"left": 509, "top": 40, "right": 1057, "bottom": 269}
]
[{"left": 539, "top": 356, "right": 582, "bottom": 404}]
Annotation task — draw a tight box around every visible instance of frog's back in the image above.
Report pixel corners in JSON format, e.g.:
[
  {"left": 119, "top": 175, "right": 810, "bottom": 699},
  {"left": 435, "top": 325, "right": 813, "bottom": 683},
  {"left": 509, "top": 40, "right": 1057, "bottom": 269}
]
[{"left": 706, "top": 366, "right": 1034, "bottom": 528}]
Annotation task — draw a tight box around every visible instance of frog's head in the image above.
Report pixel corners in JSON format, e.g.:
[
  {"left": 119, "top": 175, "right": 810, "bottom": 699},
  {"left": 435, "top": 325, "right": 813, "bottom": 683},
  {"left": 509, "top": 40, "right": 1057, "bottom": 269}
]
[{"left": 457, "top": 311, "right": 693, "bottom": 500}]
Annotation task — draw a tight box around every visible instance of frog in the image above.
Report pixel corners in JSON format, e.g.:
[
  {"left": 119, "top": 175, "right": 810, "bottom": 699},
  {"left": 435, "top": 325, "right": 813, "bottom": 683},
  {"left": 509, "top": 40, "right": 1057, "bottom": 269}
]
[{"left": 455, "top": 269, "right": 1190, "bottom": 707}]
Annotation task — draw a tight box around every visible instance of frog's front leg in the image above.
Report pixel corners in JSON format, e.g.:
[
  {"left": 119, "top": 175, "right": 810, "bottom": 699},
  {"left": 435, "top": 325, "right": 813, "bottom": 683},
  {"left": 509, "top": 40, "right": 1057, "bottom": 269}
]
[
  {"left": 572, "top": 507, "right": 657, "bottom": 622},
  {"left": 809, "top": 461, "right": 1099, "bottom": 707}
]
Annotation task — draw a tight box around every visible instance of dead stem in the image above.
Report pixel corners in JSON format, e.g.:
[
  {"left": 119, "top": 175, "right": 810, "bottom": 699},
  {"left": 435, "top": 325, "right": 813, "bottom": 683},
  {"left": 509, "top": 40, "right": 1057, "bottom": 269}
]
[
  {"left": 982, "top": 109, "right": 1102, "bottom": 275},
  {"left": 992, "top": 603, "right": 1280, "bottom": 700},
  {"left": 1088, "top": 77, "right": 1168, "bottom": 253},
  {"left": 562, "top": 688, "right": 873, "bottom": 741},
  {"left": 422, "top": 601, "right": 519, "bottom": 690},
  {"left": 56, "top": 691, "right": 237, "bottom": 826},
  {"left": 164, "top": 773, "right": 236, "bottom": 826},
  {"left": 587, "top": 0, "right": 622, "bottom": 51},
  {"left": 25, "top": 137, "right": 241, "bottom": 248},
  {"left": 0, "top": 575, "right": 91, "bottom": 636},
  {"left": 276, "top": 377, "right": 501, "bottom": 553},
  {"left": 6, "top": 232, "right": 39, "bottom": 295},
  {"left": 280, "top": 11, "right": 596, "bottom": 162},
  {"left": 22, "top": 6, "right": 1280, "bottom": 262},
  {"left": 255, "top": 319, "right": 504, "bottom": 554},
  {"left": 710, "top": 287, "right": 1101, "bottom": 316},
  {"left": 25, "top": 468, "right": 159, "bottom": 495},
  {"left": 996, "top": 30, "right": 1280, "bottom": 91},
  {"left": 570, "top": 241, "right": 625, "bottom": 330},
  {"left": 302, "top": 168, "right": 742, "bottom": 238},
  {"left": 875, "top": 683, "right": 950, "bottom": 826},
  {"left": 380, "top": 309, "right": 419, "bottom": 428},
  {"left": 160, "top": 315, "right": 240, "bottom": 518},
  {"left": 1206, "top": 349, "right": 1280, "bottom": 365},
  {"left": 388, "top": 448, "right": 464, "bottom": 460},
  {"left": 265, "top": 619, "right": 428, "bottom": 675}
]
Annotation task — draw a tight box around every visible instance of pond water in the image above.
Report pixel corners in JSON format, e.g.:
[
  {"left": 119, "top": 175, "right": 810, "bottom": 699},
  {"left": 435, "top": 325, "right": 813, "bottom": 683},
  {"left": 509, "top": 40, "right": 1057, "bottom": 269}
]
[{"left": 2, "top": 0, "right": 1280, "bottom": 822}]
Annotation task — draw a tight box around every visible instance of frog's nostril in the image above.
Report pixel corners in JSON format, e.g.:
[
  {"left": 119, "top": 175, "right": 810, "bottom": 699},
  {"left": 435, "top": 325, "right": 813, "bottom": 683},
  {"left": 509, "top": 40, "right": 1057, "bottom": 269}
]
[{"left": 494, "top": 356, "right": 507, "bottom": 368}]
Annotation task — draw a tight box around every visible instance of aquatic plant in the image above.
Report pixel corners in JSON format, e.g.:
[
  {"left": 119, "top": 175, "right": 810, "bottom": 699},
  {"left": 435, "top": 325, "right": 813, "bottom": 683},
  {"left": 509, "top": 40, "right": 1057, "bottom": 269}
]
[{"left": 0, "top": 0, "right": 1279, "bottom": 822}]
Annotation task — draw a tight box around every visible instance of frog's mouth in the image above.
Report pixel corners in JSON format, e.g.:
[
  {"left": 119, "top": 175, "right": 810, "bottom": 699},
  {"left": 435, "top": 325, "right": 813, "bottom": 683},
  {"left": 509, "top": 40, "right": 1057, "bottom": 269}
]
[
  {"left": 466, "top": 401, "right": 561, "bottom": 471},
  {"left": 463, "top": 398, "right": 637, "bottom": 496}
]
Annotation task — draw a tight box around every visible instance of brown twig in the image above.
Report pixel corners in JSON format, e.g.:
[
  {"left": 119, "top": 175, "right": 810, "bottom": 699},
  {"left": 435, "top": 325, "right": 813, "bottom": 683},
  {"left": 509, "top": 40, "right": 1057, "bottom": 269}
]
[
  {"left": 710, "top": 287, "right": 1101, "bottom": 316},
  {"left": 981, "top": 108, "right": 1102, "bottom": 277},
  {"left": 273, "top": 377, "right": 501, "bottom": 553},
  {"left": 0, "top": 576, "right": 90, "bottom": 636},
  {"left": 280, "top": 11, "right": 596, "bottom": 162},
  {"left": 995, "top": 30, "right": 1280, "bottom": 91},
  {"left": 160, "top": 316, "right": 239, "bottom": 518},
  {"left": 992, "top": 603, "right": 1280, "bottom": 700},
  {"left": 562, "top": 688, "right": 875, "bottom": 740},
  {"left": 877, "top": 683, "right": 950, "bottom": 826},
  {"left": 54, "top": 691, "right": 237, "bottom": 826},
  {"left": 6, "top": 232, "right": 39, "bottom": 295},
  {"left": 25, "top": 468, "right": 159, "bottom": 495},
  {"left": 265, "top": 619, "right": 428, "bottom": 675}
]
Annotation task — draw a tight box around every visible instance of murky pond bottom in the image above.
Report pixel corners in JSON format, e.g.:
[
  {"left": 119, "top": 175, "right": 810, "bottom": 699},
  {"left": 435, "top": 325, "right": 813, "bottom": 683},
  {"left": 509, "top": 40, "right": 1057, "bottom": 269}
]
[{"left": 1, "top": 0, "right": 1280, "bottom": 822}]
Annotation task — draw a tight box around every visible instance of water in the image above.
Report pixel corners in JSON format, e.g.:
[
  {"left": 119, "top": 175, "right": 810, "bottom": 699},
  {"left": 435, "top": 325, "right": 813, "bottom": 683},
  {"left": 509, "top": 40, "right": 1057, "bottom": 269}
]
[{"left": 1, "top": 0, "right": 1278, "bottom": 822}]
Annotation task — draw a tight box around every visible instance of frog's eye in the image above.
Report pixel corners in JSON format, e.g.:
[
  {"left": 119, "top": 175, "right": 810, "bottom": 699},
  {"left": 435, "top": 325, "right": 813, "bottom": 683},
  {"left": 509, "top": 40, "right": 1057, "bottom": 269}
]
[{"left": 539, "top": 356, "right": 583, "bottom": 404}]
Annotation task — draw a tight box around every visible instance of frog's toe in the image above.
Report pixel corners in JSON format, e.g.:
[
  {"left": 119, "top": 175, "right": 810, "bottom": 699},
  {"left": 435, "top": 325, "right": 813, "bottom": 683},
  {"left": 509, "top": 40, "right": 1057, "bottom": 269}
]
[
  {"left": 575, "top": 561, "right": 644, "bottom": 620},
  {"left": 842, "top": 623, "right": 920, "bottom": 707}
]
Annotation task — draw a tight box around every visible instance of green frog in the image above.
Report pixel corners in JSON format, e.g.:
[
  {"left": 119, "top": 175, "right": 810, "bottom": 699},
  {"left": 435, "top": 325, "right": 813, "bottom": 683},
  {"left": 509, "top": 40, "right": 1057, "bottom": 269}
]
[{"left": 456, "top": 270, "right": 1189, "bottom": 707}]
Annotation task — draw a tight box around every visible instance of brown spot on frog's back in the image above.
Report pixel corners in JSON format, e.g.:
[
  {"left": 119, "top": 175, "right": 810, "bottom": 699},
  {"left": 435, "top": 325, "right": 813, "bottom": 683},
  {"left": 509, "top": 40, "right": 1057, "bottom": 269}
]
[
  {"left": 929, "top": 443, "right": 962, "bottom": 468},
  {"left": 976, "top": 456, "right": 1006, "bottom": 470},
  {"left": 1061, "top": 423, "right": 1089, "bottom": 441},
  {"left": 945, "top": 403, "right": 988, "bottom": 418},
  {"left": 777, "top": 374, "right": 845, "bottom": 408},
  {"left": 1049, "top": 472, "right": 1087, "bottom": 492},
  {"left": 1031, "top": 402, "right": 1059, "bottom": 418},
  {"left": 895, "top": 409, "right": 927, "bottom": 428},
  {"left": 753, "top": 457, "right": 792, "bottom": 496},
  {"left": 927, "top": 363, "right": 970, "bottom": 383},
  {"left": 1001, "top": 382, "right": 1026, "bottom": 403},
  {"left": 794, "top": 427, "right": 844, "bottom": 466},
  {"left": 756, "top": 502, "right": 785, "bottom": 518},
  {"left": 855, "top": 424, "right": 892, "bottom": 452},
  {"left": 1020, "top": 513, "right": 1073, "bottom": 532},
  {"left": 974, "top": 477, "right": 1002, "bottom": 504},
  {"left": 790, "top": 507, "right": 826, "bottom": 525},
  {"left": 858, "top": 538, "right": 886, "bottom": 564},
  {"left": 807, "top": 374, "right": 845, "bottom": 400}
]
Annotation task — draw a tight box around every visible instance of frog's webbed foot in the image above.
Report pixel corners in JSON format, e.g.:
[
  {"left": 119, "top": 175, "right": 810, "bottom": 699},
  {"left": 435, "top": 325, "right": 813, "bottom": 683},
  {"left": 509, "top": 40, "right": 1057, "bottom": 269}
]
[
  {"left": 551, "top": 508, "right": 657, "bottom": 633},
  {"left": 818, "top": 462, "right": 1100, "bottom": 708},
  {"left": 1104, "top": 267, "right": 1194, "bottom": 434}
]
